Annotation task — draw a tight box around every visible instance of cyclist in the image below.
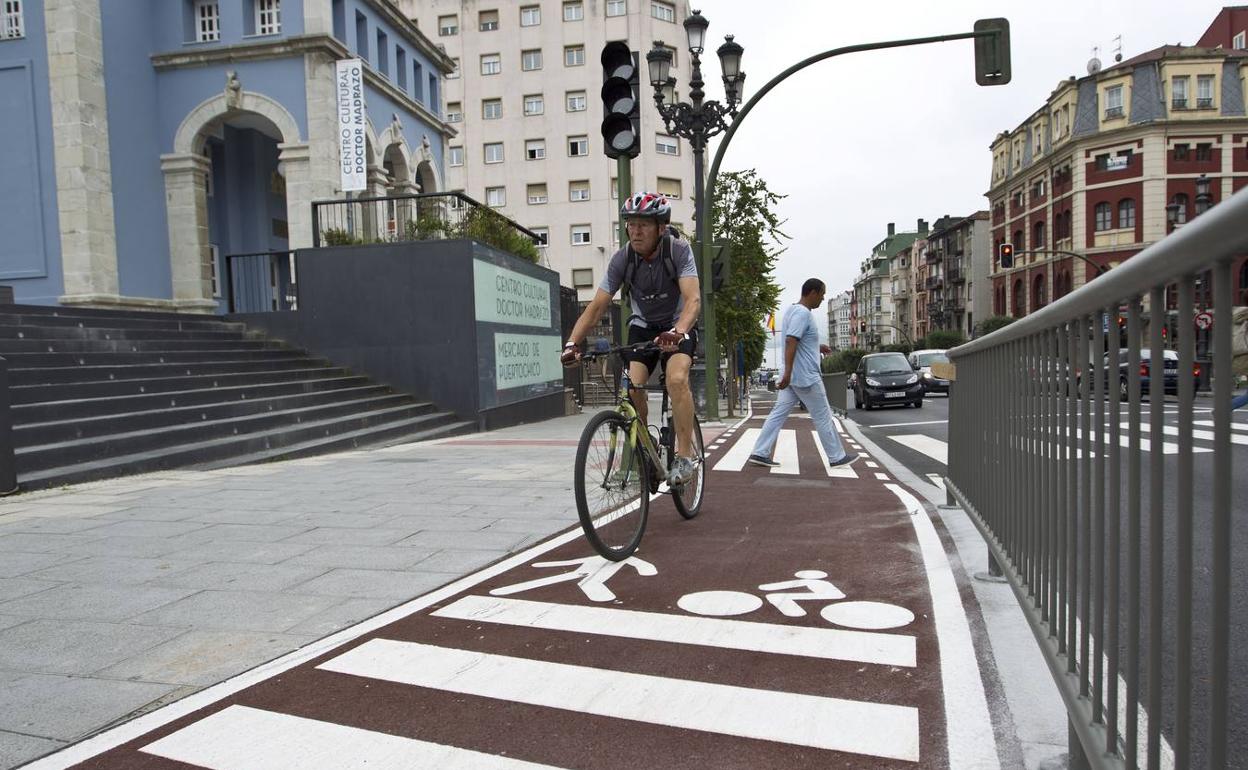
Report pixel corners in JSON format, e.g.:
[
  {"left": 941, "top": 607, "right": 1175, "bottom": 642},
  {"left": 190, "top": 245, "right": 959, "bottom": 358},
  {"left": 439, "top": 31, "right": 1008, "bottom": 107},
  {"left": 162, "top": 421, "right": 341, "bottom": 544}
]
[{"left": 561, "top": 192, "right": 701, "bottom": 486}]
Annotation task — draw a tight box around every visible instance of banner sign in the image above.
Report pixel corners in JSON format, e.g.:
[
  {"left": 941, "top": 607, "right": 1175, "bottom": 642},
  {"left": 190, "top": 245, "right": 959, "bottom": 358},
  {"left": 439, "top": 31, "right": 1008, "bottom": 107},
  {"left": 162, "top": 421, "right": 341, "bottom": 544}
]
[
  {"left": 493, "top": 333, "right": 562, "bottom": 390},
  {"left": 473, "top": 261, "right": 553, "bottom": 327},
  {"left": 336, "top": 59, "right": 367, "bottom": 192},
  {"left": 471, "top": 255, "right": 562, "bottom": 408}
]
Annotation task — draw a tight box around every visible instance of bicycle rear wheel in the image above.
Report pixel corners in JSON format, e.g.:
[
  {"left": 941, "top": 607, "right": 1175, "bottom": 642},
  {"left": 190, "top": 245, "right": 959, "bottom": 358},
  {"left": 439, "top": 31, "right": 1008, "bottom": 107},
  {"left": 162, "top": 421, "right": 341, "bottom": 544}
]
[
  {"left": 672, "top": 415, "right": 705, "bottom": 520},
  {"left": 574, "top": 410, "right": 650, "bottom": 560}
]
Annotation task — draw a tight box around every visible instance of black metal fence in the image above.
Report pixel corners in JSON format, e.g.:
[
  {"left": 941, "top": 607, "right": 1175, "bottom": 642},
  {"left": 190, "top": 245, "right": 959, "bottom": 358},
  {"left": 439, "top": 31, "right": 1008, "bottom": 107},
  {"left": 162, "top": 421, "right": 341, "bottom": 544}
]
[
  {"left": 311, "top": 191, "right": 544, "bottom": 263},
  {"left": 224, "top": 251, "right": 297, "bottom": 314}
]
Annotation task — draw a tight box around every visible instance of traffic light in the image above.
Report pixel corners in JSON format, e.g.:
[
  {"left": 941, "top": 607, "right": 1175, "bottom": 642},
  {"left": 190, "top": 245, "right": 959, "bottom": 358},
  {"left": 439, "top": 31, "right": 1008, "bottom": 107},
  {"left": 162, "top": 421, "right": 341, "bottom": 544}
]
[
  {"left": 710, "top": 242, "right": 731, "bottom": 292},
  {"left": 998, "top": 242, "right": 1014, "bottom": 269},
  {"left": 600, "top": 42, "right": 640, "bottom": 159},
  {"left": 973, "top": 18, "right": 1011, "bottom": 86}
]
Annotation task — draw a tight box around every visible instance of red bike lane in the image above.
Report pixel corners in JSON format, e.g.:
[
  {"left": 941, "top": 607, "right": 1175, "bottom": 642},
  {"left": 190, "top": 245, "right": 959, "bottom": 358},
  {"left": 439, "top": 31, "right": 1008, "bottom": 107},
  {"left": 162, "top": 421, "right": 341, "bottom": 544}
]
[{"left": 35, "top": 402, "right": 998, "bottom": 769}]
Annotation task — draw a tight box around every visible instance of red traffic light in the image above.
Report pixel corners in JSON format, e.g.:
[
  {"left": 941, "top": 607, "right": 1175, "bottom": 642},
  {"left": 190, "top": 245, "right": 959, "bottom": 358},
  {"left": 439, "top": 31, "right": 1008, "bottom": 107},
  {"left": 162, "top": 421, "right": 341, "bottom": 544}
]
[{"left": 998, "top": 242, "right": 1014, "bottom": 269}]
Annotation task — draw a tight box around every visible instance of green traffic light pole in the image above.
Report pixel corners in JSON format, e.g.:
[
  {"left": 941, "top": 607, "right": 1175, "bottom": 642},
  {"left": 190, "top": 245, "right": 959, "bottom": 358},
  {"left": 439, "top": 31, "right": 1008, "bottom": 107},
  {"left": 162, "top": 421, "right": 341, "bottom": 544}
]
[{"left": 698, "top": 24, "right": 1008, "bottom": 420}]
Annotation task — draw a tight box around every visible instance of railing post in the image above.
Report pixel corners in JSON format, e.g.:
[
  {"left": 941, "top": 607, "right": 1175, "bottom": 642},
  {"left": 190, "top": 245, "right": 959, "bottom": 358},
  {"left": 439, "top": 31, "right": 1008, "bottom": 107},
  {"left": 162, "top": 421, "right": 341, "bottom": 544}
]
[
  {"left": 0, "top": 356, "right": 17, "bottom": 496},
  {"left": 311, "top": 201, "right": 321, "bottom": 248}
]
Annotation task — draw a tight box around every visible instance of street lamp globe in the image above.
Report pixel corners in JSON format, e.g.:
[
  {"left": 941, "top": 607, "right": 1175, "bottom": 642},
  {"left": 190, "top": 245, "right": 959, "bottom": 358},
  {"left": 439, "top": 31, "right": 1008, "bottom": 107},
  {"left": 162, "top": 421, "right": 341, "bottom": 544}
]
[
  {"left": 1166, "top": 201, "right": 1181, "bottom": 227},
  {"left": 646, "top": 45, "right": 673, "bottom": 89},
  {"left": 661, "top": 77, "right": 677, "bottom": 105},
  {"left": 683, "top": 9, "right": 709, "bottom": 54},
  {"left": 1194, "top": 173, "right": 1212, "bottom": 215},
  {"left": 717, "top": 35, "right": 744, "bottom": 100}
]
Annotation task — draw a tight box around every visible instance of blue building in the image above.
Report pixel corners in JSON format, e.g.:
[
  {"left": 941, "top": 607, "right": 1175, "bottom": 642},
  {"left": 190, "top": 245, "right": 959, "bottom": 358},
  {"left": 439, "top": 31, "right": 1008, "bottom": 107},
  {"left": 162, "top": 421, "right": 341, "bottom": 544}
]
[{"left": 0, "top": 0, "right": 454, "bottom": 311}]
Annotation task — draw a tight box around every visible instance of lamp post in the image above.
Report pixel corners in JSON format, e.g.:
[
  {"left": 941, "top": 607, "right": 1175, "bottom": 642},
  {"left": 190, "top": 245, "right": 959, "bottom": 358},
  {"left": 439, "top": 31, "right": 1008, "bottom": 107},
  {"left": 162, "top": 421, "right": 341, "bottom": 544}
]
[{"left": 647, "top": 10, "right": 745, "bottom": 420}]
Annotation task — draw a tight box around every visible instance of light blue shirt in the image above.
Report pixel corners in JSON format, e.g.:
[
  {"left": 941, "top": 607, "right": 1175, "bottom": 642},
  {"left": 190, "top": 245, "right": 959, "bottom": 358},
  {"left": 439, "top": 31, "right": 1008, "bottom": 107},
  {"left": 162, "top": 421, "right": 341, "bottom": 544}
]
[{"left": 781, "top": 303, "right": 821, "bottom": 388}]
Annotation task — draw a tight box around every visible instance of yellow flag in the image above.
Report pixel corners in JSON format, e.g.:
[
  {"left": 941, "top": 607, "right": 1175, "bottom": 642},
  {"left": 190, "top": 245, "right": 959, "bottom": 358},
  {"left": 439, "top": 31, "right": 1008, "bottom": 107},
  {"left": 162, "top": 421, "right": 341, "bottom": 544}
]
[{"left": 766, "top": 313, "right": 776, "bottom": 332}]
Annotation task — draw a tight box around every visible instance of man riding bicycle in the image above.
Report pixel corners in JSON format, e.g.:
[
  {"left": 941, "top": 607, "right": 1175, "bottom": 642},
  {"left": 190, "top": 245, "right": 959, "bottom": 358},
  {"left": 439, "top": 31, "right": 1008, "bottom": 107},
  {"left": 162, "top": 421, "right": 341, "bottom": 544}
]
[{"left": 561, "top": 192, "right": 701, "bottom": 486}]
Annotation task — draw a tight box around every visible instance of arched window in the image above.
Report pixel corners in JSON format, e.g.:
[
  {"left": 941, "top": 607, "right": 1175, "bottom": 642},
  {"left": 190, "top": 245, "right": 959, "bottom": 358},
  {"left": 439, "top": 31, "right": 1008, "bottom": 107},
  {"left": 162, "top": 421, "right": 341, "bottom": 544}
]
[
  {"left": 1033, "top": 274, "right": 1047, "bottom": 309},
  {"left": 1118, "top": 198, "right": 1136, "bottom": 229},
  {"left": 1013, "top": 229, "right": 1024, "bottom": 251},
  {"left": 1171, "top": 193, "right": 1189, "bottom": 224},
  {"left": 1013, "top": 278, "right": 1025, "bottom": 318},
  {"left": 1094, "top": 202, "right": 1112, "bottom": 231},
  {"left": 1034, "top": 221, "right": 1046, "bottom": 248}
]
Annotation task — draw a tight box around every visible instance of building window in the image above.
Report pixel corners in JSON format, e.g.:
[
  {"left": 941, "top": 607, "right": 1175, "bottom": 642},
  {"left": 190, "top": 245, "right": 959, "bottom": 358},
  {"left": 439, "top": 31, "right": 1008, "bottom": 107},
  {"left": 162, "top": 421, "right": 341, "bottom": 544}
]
[
  {"left": 193, "top": 0, "right": 220, "bottom": 42},
  {"left": 520, "top": 5, "right": 540, "bottom": 26},
  {"left": 570, "top": 180, "right": 590, "bottom": 201},
  {"left": 447, "top": 58, "right": 460, "bottom": 79},
  {"left": 525, "top": 139, "right": 545, "bottom": 160},
  {"left": 486, "top": 187, "right": 507, "bottom": 207},
  {"left": 523, "top": 94, "right": 544, "bottom": 115},
  {"left": 376, "top": 29, "right": 389, "bottom": 76},
  {"left": 563, "top": 2, "right": 583, "bottom": 21},
  {"left": 438, "top": 15, "right": 458, "bottom": 35},
  {"left": 531, "top": 227, "right": 549, "bottom": 245},
  {"left": 1234, "top": 31, "right": 1246, "bottom": 49},
  {"left": 1171, "top": 76, "right": 1189, "bottom": 109},
  {"left": 527, "top": 184, "right": 548, "bottom": 205},
  {"left": 482, "top": 99, "right": 502, "bottom": 120},
  {"left": 1, "top": 0, "right": 23, "bottom": 39},
  {"left": 606, "top": 0, "right": 627, "bottom": 16},
  {"left": 1171, "top": 193, "right": 1189, "bottom": 224},
  {"left": 655, "top": 134, "right": 679, "bottom": 155},
  {"left": 521, "top": 49, "right": 542, "bottom": 71},
  {"left": 1195, "top": 143, "right": 1213, "bottom": 162},
  {"left": 568, "top": 135, "right": 589, "bottom": 156},
  {"left": 656, "top": 177, "right": 681, "bottom": 198},
  {"left": 254, "top": 0, "right": 280, "bottom": 35},
  {"left": 1118, "top": 198, "right": 1136, "bottom": 229},
  {"left": 448, "top": 146, "right": 464, "bottom": 166},
  {"left": 1031, "top": 179, "right": 1045, "bottom": 199},
  {"left": 396, "top": 48, "right": 407, "bottom": 89},
  {"left": 572, "top": 225, "right": 592, "bottom": 245},
  {"left": 484, "top": 143, "right": 504, "bottom": 164},
  {"left": 564, "top": 45, "right": 585, "bottom": 66},
  {"left": 573, "top": 268, "right": 594, "bottom": 288},
  {"left": 1173, "top": 142, "right": 1189, "bottom": 161},
  {"left": 1197, "top": 75, "right": 1215, "bottom": 108},
  {"left": 566, "top": 90, "right": 587, "bottom": 112},
  {"left": 1033, "top": 221, "right": 1045, "bottom": 248},
  {"left": 1094, "top": 202, "right": 1112, "bottom": 231},
  {"left": 480, "top": 54, "right": 501, "bottom": 75},
  {"left": 479, "top": 9, "right": 499, "bottom": 31},
  {"left": 446, "top": 102, "right": 462, "bottom": 122},
  {"left": 651, "top": 1, "right": 675, "bottom": 22},
  {"left": 1104, "top": 85, "right": 1123, "bottom": 119}
]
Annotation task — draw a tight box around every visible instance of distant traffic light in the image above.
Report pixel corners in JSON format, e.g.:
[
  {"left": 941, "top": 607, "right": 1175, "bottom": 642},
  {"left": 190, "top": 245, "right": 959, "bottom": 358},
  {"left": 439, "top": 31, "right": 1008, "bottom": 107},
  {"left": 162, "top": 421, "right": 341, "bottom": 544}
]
[
  {"left": 710, "top": 242, "right": 731, "bottom": 292},
  {"left": 998, "top": 242, "right": 1014, "bottom": 269},
  {"left": 973, "top": 18, "right": 1012, "bottom": 86},
  {"left": 600, "top": 42, "right": 640, "bottom": 159}
]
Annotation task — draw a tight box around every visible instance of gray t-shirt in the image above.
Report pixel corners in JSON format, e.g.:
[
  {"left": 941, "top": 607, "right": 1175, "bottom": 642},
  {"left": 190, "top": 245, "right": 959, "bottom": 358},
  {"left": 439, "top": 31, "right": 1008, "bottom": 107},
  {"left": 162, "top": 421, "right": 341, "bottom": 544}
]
[
  {"left": 599, "top": 235, "right": 698, "bottom": 328},
  {"left": 781, "top": 303, "right": 822, "bottom": 388}
]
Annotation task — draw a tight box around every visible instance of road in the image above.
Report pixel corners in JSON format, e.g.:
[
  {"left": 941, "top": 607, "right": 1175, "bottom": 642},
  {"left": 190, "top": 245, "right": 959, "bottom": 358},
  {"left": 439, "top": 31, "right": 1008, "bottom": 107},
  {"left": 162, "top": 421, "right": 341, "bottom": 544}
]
[{"left": 851, "top": 389, "right": 1248, "bottom": 766}]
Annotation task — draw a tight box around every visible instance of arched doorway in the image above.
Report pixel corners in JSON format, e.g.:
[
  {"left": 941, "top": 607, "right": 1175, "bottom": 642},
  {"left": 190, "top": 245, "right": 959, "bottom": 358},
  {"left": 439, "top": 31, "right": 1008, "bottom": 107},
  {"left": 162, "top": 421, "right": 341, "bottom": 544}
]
[{"left": 164, "top": 85, "right": 307, "bottom": 311}]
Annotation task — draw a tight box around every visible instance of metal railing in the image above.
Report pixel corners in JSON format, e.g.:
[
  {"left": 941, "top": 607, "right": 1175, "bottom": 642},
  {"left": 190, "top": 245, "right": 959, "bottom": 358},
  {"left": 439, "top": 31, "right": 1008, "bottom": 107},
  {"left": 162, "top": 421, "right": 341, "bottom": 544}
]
[
  {"left": 224, "top": 251, "right": 297, "bottom": 314},
  {"left": 310, "top": 191, "right": 543, "bottom": 260},
  {"left": 946, "top": 188, "right": 1247, "bottom": 768}
]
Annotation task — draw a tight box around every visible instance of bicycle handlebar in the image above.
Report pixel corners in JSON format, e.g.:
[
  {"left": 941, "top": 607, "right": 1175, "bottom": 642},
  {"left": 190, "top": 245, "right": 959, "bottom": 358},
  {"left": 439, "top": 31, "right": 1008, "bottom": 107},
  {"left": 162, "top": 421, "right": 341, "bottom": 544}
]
[{"left": 578, "top": 342, "right": 660, "bottom": 362}]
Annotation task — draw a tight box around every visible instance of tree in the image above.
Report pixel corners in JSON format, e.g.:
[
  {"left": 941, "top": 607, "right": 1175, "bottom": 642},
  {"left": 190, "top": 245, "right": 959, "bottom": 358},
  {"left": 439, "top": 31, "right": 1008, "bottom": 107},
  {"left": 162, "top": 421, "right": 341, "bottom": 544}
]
[
  {"left": 976, "top": 314, "right": 1017, "bottom": 337},
  {"left": 924, "top": 329, "right": 967, "bottom": 349},
  {"left": 710, "top": 170, "right": 787, "bottom": 412}
]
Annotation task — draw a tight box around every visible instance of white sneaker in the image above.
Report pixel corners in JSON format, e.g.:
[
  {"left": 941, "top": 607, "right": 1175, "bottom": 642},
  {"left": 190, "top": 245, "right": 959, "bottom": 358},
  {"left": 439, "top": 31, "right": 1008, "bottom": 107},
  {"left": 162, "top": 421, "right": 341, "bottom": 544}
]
[{"left": 668, "top": 456, "right": 696, "bottom": 486}]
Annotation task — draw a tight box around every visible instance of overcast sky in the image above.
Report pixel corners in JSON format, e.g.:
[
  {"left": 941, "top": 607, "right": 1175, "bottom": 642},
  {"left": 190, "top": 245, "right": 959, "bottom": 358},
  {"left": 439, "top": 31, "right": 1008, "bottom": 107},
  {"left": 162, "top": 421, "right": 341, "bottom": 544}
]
[{"left": 689, "top": 0, "right": 1230, "bottom": 359}]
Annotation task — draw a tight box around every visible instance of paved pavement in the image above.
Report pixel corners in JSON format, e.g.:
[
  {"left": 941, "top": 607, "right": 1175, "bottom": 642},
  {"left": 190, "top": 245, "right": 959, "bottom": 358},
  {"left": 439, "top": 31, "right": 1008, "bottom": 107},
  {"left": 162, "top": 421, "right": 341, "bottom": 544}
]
[{"left": 0, "top": 392, "right": 1063, "bottom": 768}]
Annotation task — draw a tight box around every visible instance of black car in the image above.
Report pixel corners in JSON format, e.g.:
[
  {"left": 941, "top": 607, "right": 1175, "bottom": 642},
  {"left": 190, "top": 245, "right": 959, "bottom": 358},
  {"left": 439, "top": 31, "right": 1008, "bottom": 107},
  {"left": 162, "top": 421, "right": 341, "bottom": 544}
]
[{"left": 854, "top": 352, "right": 924, "bottom": 409}]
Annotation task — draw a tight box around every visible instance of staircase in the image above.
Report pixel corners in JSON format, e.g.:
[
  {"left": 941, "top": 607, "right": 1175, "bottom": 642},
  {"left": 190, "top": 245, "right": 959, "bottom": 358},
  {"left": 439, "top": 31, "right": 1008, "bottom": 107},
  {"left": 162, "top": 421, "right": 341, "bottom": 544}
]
[{"left": 0, "top": 304, "right": 475, "bottom": 491}]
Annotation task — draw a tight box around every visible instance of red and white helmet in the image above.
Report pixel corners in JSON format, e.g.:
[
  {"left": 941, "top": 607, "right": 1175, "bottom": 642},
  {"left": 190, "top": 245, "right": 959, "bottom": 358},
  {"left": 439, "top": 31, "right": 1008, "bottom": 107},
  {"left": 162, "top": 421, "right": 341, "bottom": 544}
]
[{"left": 621, "top": 191, "right": 671, "bottom": 223}]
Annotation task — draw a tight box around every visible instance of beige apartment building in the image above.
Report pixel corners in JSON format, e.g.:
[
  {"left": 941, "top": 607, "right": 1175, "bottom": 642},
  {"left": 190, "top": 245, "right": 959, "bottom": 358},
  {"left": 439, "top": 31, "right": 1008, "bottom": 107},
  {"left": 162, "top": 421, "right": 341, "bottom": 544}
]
[{"left": 403, "top": 0, "right": 699, "bottom": 303}]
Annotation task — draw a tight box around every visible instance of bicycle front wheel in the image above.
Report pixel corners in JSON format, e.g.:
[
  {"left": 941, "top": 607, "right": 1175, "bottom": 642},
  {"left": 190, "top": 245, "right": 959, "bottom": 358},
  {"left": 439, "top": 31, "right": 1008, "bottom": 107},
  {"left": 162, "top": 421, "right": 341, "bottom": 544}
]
[
  {"left": 672, "top": 415, "right": 705, "bottom": 520},
  {"left": 574, "top": 410, "right": 650, "bottom": 561}
]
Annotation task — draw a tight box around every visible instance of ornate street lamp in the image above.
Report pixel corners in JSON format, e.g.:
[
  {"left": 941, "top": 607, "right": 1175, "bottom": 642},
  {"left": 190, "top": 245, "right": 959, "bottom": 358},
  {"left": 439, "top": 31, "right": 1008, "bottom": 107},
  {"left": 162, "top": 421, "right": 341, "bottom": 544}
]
[
  {"left": 1194, "top": 173, "right": 1213, "bottom": 215},
  {"left": 648, "top": 9, "right": 744, "bottom": 419}
]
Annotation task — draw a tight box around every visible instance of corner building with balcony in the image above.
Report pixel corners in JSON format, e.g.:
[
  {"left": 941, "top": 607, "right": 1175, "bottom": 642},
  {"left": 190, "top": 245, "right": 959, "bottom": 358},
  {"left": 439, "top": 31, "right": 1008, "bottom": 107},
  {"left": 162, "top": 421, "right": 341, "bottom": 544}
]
[
  {"left": 986, "top": 9, "right": 1248, "bottom": 321},
  {"left": 404, "top": 0, "right": 698, "bottom": 306}
]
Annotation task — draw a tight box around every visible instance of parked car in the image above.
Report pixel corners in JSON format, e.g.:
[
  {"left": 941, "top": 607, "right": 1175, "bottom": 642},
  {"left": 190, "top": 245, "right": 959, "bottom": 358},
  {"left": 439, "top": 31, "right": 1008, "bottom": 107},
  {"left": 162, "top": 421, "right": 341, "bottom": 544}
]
[
  {"left": 908, "top": 349, "right": 950, "bottom": 395},
  {"left": 854, "top": 352, "right": 924, "bottom": 409},
  {"left": 1074, "top": 349, "right": 1199, "bottom": 398}
]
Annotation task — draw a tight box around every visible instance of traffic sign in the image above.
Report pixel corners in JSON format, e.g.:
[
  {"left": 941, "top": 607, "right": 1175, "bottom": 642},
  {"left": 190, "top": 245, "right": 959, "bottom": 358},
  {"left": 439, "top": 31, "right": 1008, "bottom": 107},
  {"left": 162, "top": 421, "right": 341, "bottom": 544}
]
[{"left": 1195, "top": 311, "right": 1213, "bottom": 331}]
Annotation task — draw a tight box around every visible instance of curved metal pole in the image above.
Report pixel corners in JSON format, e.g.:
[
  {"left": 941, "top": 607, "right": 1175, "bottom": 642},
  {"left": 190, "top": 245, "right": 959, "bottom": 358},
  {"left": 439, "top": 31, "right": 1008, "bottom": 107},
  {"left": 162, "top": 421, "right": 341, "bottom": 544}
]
[
  {"left": 1018, "top": 249, "right": 1109, "bottom": 277},
  {"left": 698, "top": 29, "right": 984, "bottom": 418}
]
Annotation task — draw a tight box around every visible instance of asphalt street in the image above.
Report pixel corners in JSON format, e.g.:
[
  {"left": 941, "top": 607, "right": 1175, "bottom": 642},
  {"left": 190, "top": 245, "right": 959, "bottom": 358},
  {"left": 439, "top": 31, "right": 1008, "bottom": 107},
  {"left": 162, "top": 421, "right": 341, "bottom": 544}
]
[{"left": 851, "top": 388, "right": 1248, "bottom": 766}]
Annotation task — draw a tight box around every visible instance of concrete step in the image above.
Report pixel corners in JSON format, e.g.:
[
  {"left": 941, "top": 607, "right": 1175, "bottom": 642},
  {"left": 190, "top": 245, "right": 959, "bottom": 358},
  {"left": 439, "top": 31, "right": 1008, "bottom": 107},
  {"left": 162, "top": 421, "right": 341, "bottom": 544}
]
[
  {"left": 0, "top": 338, "right": 284, "bottom": 354},
  {"left": 8, "top": 356, "right": 328, "bottom": 386},
  {"left": 0, "top": 324, "right": 250, "bottom": 342},
  {"left": 0, "top": 302, "right": 223, "bottom": 323},
  {"left": 0, "top": 348, "right": 309, "bottom": 368},
  {"left": 9, "top": 366, "right": 351, "bottom": 405},
  {"left": 0, "top": 305, "right": 243, "bottom": 331}
]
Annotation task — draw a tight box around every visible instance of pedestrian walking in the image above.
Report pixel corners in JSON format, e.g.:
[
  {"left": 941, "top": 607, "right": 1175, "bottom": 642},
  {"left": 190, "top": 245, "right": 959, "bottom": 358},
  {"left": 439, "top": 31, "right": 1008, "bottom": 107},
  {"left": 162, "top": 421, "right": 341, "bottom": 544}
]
[
  {"left": 748, "top": 279, "right": 858, "bottom": 468},
  {"left": 1232, "top": 305, "right": 1247, "bottom": 410}
]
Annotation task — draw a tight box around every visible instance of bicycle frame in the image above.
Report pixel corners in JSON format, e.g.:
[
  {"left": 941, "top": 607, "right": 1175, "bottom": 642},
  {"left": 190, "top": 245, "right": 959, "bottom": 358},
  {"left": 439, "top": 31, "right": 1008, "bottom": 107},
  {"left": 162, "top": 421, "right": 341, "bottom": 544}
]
[{"left": 583, "top": 343, "right": 672, "bottom": 483}]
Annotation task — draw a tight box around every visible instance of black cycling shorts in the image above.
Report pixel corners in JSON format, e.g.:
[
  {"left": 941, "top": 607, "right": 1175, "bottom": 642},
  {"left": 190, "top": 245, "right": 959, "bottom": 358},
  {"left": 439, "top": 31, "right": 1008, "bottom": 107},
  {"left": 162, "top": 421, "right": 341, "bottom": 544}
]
[{"left": 623, "top": 323, "right": 697, "bottom": 373}]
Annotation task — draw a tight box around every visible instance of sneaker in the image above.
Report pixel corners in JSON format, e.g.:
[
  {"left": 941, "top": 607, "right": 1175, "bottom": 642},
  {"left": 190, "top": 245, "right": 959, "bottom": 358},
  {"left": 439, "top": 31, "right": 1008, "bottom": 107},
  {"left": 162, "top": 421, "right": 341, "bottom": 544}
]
[
  {"left": 747, "top": 454, "right": 781, "bottom": 468},
  {"left": 830, "top": 452, "right": 859, "bottom": 467},
  {"left": 668, "top": 456, "right": 696, "bottom": 486}
]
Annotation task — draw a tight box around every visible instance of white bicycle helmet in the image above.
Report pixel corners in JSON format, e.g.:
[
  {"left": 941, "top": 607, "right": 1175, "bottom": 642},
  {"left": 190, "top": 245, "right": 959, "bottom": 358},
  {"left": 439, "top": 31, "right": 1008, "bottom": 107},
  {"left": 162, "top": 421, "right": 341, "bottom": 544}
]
[{"left": 621, "top": 191, "right": 672, "bottom": 224}]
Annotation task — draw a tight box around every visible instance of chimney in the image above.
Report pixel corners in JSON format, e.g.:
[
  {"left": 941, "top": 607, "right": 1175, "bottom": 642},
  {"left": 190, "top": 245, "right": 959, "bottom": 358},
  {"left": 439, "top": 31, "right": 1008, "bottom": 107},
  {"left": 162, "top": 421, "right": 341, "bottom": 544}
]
[
  {"left": 918, "top": 218, "right": 928, "bottom": 233},
  {"left": 887, "top": 222, "right": 895, "bottom": 237}
]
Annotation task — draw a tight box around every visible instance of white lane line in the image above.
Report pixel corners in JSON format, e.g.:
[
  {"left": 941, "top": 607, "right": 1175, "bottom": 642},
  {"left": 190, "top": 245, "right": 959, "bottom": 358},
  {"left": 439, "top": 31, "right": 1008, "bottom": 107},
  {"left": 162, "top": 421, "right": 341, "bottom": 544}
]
[
  {"left": 888, "top": 434, "right": 949, "bottom": 465},
  {"left": 926, "top": 474, "right": 946, "bottom": 491},
  {"left": 433, "top": 595, "right": 915, "bottom": 667},
  {"left": 1193, "top": 420, "right": 1248, "bottom": 432},
  {"left": 884, "top": 484, "right": 1000, "bottom": 770},
  {"left": 318, "top": 639, "right": 920, "bottom": 762},
  {"left": 773, "top": 429, "right": 800, "bottom": 474},
  {"left": 1134, "top": 422, "right": 1248, "bottom": 445},
  {"left": 712, "top": 428, "right": 760, "bottom": 472},
  {"left": 874, "top": 472, "right": 890, "bottom": 481},
  {"left": 810, "top": 431, "right": 858, "bottom": 478},
  {"left": 869, "top": 419, "right": 948, "bottom": 428},
  {"left": 140, "top": 705, "right": 557, "bottom": 769},
  {"left": 832, "top": 416, "right": 845, "bottom": 432},
  {"left": 865, "top": 461, "right": 879, "bottom": 468}
]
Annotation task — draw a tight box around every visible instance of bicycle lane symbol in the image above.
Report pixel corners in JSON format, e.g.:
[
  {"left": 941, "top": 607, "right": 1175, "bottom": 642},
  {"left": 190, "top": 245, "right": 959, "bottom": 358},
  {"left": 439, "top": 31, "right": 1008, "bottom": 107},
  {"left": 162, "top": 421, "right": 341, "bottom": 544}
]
[{"left": 488, "top": 554, "right": 657, "bottom": 603}]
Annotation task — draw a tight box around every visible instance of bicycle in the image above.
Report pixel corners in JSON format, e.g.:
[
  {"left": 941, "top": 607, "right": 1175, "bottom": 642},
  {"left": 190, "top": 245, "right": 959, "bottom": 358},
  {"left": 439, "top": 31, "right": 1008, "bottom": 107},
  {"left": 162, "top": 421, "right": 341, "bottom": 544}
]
[{"left": 572, "top": 342, "right": 706, "bottom": 561}]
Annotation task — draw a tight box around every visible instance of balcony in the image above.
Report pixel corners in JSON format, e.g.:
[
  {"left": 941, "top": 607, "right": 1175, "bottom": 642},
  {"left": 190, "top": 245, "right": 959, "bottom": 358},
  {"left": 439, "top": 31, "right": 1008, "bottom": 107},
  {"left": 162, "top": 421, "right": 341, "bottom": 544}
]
[
  {"left": 948, "top": 264, "right": 965, "bottom": 283},
  {"left": 926, "top": 275, "right": 944, "bottom": 290},
  {"left": 1104, "top": 106, "right": 1124, "bottom": 119},
  {"left": 1196, "top": 97, "right": 1213, "bottom": 109},
  {"left": 1172, "top": 98, "right": 1187, "bottom": 110}
]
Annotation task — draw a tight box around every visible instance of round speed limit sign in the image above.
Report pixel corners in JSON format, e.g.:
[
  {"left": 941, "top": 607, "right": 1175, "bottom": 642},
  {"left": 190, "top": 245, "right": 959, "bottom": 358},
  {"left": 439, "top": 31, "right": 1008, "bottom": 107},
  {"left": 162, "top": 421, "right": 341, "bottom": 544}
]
[{"left": 1194, "top": 311, "right": 1213, "bottom": 331}]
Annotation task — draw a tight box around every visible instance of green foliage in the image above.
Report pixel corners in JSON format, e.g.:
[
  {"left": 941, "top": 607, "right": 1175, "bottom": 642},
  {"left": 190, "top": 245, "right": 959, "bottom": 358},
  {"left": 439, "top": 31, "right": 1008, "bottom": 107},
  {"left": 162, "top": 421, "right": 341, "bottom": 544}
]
[
  {"left": 977, "top": 315, "right": 1017, "bottom": 337},
  {"left": 405, "top": 214, "right": 449, "bottom": 242},
  {"left": 456, "top": 206, "right": 540, "bottom": 263},
  {"left": 823, "top": 348, "right": 867, "bottom": 374},
  {"left": 709, "top": 169, "right": 787, "bottom": 364},
  {"left": 322, "top": 228, "right": 364, "bottom": 246},
  {"left": 881, "top": 343, "right": 913, "bottom": 355},
  {"left": 924, "top": 329, "right": 967, "bottom": 349}
]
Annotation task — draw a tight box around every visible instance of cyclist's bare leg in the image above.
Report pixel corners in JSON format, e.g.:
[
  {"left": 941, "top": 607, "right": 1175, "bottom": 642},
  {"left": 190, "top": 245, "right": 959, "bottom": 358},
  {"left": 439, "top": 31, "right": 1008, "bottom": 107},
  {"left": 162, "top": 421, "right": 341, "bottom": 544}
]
[
  {"left": 664, "top": 353, "right": 695, "bottom": 458},
  {"left": 628, "top": 360, "right": 652, "bottom": 427}
]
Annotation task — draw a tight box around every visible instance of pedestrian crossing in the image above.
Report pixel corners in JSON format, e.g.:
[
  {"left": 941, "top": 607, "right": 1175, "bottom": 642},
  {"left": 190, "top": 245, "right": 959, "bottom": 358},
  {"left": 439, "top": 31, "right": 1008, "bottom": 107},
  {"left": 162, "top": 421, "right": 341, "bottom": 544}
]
[{"left": 711, "top": 426, "right": 864, "bottom": 479}]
